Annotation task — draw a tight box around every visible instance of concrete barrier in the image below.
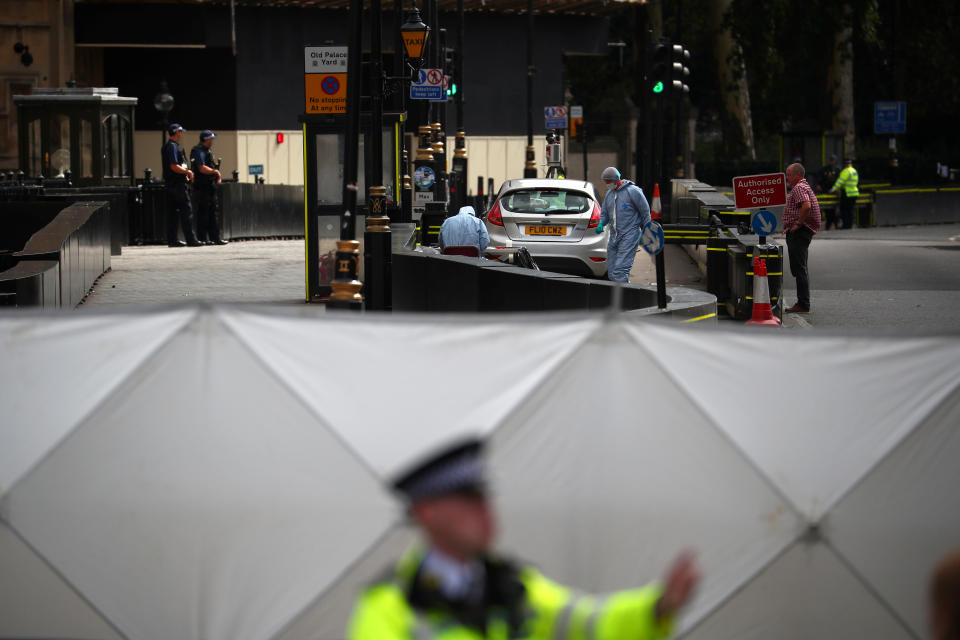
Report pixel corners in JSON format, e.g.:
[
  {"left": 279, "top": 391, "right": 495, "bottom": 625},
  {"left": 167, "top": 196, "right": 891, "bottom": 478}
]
[
  {"left": 873, "top": 187, "right": 960, "bottom": 226},
  {"left": 392, "top": 249, "right": 717, "bottom": 321},
  {"left": 0, "top": 201, "right": 111, "bottom": 308}
]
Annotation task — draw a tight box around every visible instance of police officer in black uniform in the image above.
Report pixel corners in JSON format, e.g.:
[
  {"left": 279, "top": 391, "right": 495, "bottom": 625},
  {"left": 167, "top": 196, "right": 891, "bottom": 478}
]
[
  {"left": 190, "top": 130, "right": 228, "bottom": 245},
  {"left": 162, "top": 123, "right": 202, "bottom": 247}
]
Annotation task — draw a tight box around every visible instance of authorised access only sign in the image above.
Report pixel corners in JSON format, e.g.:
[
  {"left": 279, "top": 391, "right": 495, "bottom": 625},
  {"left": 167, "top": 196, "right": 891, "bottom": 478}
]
[{"left": 732, "top": 172, "right": 787, "bottom": 209}]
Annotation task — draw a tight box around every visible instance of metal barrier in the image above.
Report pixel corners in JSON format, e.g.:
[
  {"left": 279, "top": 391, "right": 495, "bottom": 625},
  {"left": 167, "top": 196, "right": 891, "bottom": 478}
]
[
  {"left": 668, "top": 180, "right": 784, "bottom": 320},
  {"left": 0, "top": 201, "right": 111, "bottom": 308}
]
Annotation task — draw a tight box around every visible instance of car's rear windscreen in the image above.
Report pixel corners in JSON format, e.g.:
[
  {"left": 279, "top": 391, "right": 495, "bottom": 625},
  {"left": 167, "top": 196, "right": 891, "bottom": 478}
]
[{"left": 501, "top": 189, "right": 592, "bottom": 214}]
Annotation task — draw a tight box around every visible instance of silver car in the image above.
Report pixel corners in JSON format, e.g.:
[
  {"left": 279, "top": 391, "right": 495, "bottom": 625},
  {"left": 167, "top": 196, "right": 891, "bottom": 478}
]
[{"left": 482, "top": 178, "right": 607, "bottom": 277}]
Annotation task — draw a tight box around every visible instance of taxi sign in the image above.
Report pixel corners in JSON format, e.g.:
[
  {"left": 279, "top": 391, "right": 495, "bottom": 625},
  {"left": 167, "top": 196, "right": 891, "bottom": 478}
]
[
  {"left": 641, "top": 221, "right": 665, "bottom": 255},
  {"left": 732, "top": 173, "right": 786, "bottom": 209}
]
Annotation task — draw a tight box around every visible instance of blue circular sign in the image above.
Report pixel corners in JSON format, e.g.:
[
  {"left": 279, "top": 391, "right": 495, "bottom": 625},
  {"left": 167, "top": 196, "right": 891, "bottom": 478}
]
[
  {"left": 413, "top": 166, "right": 435, "bottom": 188},
  {"left": 752, "top": 209, "right": 777, "bottom": 235},
  {"left": 321, "top": 76, "right": 340, "bottom": 95},
  {"left": 641, "top": 221, "right": 665, "bottom": 255}
]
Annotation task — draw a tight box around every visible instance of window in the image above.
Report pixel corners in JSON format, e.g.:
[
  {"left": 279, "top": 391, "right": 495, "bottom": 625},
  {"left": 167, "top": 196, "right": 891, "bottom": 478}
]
[
  {"left": 314, "top": 133, "right": 343, "bottom": 205},
  {"left": 49, "top": 114, "right": 70, "bottom": 178},
  {"left": 501, "top": 189, "right": 591, "bottom": 214},
  {"left": 79, "top": 119, "right": 94, "bottom": 179},
  {"left": 26, "top": 117, "right": 41, "bottom": 178},
  {"left": 102, "top": 113, "right": 124, "bottom": 177}
]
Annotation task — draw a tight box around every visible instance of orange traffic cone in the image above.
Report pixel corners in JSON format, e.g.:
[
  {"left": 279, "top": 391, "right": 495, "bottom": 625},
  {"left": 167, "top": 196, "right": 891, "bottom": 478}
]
[
  {"left": 651, "top": 183, "right": 662, "bottom": 220},
  {"left": 746, "top": 257, "right": 781, "bottom": 326}
]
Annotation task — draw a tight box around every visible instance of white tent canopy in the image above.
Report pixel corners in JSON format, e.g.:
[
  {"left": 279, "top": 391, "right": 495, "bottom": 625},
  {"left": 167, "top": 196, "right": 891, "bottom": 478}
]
[{"left": 1, "top": 306, "right": 958, "bottom": 640}]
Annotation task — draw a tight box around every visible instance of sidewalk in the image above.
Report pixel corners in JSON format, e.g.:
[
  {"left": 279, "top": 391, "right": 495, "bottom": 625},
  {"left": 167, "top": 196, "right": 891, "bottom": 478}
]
[
  {"left": 79, "top": 239, "right": 709, "bottom": 309},
  {"left": 80, "top": 240, "right": 307, "bottom": 307}
]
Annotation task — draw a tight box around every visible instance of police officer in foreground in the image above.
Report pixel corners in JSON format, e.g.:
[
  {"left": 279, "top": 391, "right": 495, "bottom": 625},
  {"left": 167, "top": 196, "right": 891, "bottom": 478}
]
[
  {"left": 162, "top": 123, "right": 202, "bottom": 247},
  {"left": 348, "top": 439, "right": 700, "bottom": 640},
  {"left": 190, "top": 130, "right": 228, "bottom": 245},
  {"left": 830, "top": 157, "right": 860, "bottom": 230}
]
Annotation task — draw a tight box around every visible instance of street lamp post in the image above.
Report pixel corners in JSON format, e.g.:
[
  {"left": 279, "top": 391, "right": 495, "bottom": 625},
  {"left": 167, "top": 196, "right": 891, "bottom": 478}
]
[
  {"left": 523, "top": 0, "right": 537, "bottom": 178},
  {"left": 364, "top": 0, "right": 391, "bottom": 311},
  {"left": 153, "top": 81, "right": 174, "bottom": 147},
  {"left": 451, "top": 0, "right": 468, "bottom": 213},
  {"left": 328, "top": 0, "right": 365, "bottom": 310}
]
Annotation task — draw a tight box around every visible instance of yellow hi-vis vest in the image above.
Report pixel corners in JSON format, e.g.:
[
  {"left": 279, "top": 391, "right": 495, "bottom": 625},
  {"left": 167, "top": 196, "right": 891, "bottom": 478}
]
[
  {"left": 832, "top": 166, "right": 859, "bottom": 197},
  {"left": 347, "top": 548, "right": 673, "bottom": 640}
]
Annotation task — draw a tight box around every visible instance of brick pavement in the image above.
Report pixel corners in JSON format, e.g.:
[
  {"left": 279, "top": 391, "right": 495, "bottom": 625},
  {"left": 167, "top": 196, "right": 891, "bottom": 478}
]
[{"left": 80, "top": 240, "right": 308, "bottom": 307}]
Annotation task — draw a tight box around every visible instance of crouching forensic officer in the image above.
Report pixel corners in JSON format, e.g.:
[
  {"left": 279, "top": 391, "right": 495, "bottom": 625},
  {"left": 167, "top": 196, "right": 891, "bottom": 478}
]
[
  {"left": 191, "top": 130, "right": 228, "bottom": 245},
  {"left": 348, "top": 439, "right": 700, "bottom": 640}
]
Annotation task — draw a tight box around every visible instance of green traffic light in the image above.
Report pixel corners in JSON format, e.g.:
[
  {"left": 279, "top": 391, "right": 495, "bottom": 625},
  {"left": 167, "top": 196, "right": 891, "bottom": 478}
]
[
  {"left": 447, "top": 83, "right": 458, "bottom": 97},
  {"left": 652, "top": 81, "right": 664, "bottom": 94}
]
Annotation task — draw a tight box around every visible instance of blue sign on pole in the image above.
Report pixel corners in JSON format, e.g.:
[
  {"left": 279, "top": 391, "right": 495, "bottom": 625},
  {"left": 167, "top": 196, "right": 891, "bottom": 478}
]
[
  {"left": 874, "top": 101, "right": 906, "bottom": 134},
  {"left": 248, "top": 164, "right": 264, "bottom": 176},
  {"left": 411, "top": 68, "right": 444, "bottom": 100},
  {"left": 640, "top": 221, "right": 665, "bottom": 255},
  {"left": 751, "top": 209, "right": 777, "bottom": 236},
  {"left": 543, "top": 106, "right": 568, "bottom": 129}
]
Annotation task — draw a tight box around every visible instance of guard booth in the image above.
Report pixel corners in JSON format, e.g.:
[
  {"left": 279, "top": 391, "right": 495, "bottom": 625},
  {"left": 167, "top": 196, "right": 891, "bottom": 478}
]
[
  {"left": 300, "top": 111, "right": 405, "bottom": 301},
  {"left": 780, "top": 130, "right": 844, "bottom": 185},
  {"left": 14, "top": 88, "right": 137, "bottom": 187}
]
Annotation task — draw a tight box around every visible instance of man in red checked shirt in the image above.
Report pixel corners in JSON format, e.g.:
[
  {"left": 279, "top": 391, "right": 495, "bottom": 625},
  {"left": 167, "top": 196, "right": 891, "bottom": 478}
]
[{"left": 783, "top": 163, "right": 821, "bottom": 313}]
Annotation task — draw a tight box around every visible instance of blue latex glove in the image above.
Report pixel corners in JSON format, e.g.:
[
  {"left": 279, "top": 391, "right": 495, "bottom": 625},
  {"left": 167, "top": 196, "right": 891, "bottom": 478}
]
[{"left": 595, "top": 221, "right": 604, "bottom": 234}]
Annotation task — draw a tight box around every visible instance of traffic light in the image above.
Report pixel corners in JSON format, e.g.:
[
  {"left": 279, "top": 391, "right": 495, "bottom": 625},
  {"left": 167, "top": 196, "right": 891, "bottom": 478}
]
[
  {"left": 444, "top": 47, "right": 458, "bottom": 97},
  {"left": 669, "top": 44, "right": 690, "bottom": 96},
  {"left": 651, "top": 42, "right": 669, "bottom": 94}
]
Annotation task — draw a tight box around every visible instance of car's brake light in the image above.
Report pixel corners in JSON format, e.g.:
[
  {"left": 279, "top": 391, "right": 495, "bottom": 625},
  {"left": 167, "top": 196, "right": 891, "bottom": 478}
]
[
  {"left": 589, "top": 257, "right": 606, "bottom": 262},
  {"left": 488, "top": 200, "right": 504, "bottom": 226},
  {"left": 588, "top": 201, "right": 601, "bottom": 228}
]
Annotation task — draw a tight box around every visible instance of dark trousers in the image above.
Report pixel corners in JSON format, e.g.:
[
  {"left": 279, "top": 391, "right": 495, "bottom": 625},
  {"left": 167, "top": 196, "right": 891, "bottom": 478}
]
[
  {"left": 786, "top": 226, "right": 813, "bottom": 309},
  {"left": 839, "top": 193, "right": 855, "bottom": 229},
  {"left": 166, "top": 184, "right": 198, "bottom": 244},
  {"left": 194, "top": 187, "right": 222, "bottom": 242},
  {"left": 824, "top": 206, "right": 839, "bottom": 230}
]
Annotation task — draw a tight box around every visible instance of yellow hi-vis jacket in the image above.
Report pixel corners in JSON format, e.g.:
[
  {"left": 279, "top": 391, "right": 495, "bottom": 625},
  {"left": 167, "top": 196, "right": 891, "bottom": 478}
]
[
  {"left": 831, "top": 166, "right": 859, "bottom": 198},
  {"left": 347, "top": 547, "right": 673, "bottom": 640}
]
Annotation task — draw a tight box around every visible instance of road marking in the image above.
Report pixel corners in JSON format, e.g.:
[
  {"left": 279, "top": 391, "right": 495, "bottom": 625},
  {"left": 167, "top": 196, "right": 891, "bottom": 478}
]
[{"left": 950, "top": 235, "right": 960, "bottom": 242}]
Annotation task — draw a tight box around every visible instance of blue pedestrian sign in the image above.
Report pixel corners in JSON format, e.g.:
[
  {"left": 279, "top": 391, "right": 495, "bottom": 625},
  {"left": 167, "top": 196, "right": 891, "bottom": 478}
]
[
  {"left": 751, "top": 208, "right": 777, "bottom": 235},
  {"left": 411, "top": 68, "right": 444, "bottom": 100},
  {"left": 640, "top": 221, "right": 664, "bottom": 255},
  {"left": 544, "top": 106, "right": 568, "bottom": 129},
  {"left": 874, "top": 101, "right": 906, "bottom": 134},
  {"left": 248, "top": 164, "right": 264, "bottom": 176}
]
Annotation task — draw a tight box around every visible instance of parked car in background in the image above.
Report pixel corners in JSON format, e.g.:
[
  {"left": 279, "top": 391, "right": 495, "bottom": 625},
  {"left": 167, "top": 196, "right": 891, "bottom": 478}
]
[{"left": 481, "top": 178, "right": 607, "bottom": 277}]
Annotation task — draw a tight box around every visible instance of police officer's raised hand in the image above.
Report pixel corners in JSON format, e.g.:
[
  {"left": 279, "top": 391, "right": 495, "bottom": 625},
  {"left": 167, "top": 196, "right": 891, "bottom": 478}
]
[
  {"left": 595, "top": 222, "right": 604, "bottom": 234},
  {"left": 655, "top": 550, "right": 700, "bottom": 621}
]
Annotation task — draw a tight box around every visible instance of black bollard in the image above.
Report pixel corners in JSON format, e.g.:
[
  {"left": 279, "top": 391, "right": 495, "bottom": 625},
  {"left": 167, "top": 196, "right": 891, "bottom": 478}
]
[
  {"left": 232, "top": 169, "right": 239, "bottom": 182},
  {"left": 17, "top": 170, "right": 25, "bottom": 185},
  {"left": 64, "top": 170, "right": 72, "bottom": 187},
  {"left": 144, "top": 168, "right": 153, "bottom": 183}
]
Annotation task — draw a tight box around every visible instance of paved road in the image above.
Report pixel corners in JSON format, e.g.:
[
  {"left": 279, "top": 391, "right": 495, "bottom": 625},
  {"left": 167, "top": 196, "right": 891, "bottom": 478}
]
[
  {"left": 778, "top": 224, "right": 960, "bottom": 331},
  {"left": 81, "top": 240, "right": 307, "bottom": 307}
]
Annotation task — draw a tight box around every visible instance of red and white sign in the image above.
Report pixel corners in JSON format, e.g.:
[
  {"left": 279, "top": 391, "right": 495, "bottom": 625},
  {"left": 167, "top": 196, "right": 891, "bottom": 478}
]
[{"left": 732, "top": 173, "right": 787, "bottom": 209}]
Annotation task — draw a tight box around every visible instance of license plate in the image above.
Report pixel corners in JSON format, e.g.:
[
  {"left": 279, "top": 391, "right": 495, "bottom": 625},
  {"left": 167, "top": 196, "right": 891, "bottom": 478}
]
[{"left": 526, "top": 225, "right": 565, "bottom": 236}]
